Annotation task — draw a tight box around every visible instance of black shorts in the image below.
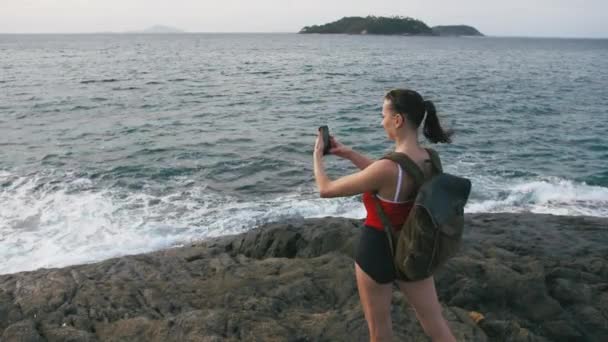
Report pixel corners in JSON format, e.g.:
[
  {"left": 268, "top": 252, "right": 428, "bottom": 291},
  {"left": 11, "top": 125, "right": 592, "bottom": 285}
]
[{"left": 355, "top": 225, "right": 396, "bottom": 284}]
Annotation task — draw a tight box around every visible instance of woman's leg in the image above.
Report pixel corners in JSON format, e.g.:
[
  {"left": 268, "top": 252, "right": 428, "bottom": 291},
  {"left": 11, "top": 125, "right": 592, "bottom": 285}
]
[
  {"left": 397, "top": 276, "right": 456, "bottom": 342},
  {"left": 355, "top": 262, "right": 394, "bottom": 342}
]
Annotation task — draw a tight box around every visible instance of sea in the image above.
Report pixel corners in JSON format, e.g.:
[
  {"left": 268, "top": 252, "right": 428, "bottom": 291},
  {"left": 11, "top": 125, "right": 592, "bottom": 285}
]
[{"left": 1, "top": 33, "right": 607, "bottom": 275}]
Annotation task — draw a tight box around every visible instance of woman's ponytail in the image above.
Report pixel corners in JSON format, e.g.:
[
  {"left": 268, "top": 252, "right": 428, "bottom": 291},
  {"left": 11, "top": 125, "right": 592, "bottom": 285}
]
[
  {"left": 423, "top": 100, "right": 453, "bottom": 144},
  {"left": 384, "top": 89, "right": 454, "bottom": 144}
]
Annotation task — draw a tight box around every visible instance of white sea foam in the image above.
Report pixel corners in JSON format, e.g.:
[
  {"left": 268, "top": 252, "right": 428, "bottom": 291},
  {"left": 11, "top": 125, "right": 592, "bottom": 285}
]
[
  {"left": 466, "top": 176, "right": 608, "bottom": 217},
  {"left": 0, "top": 172, "right": 364, "bottom": 274},
  {"left": 1, "top": 170, "right": 607, "bottom": 275},
  {"left": 445, "top": 151, "right": 608, "bottom": 216}
]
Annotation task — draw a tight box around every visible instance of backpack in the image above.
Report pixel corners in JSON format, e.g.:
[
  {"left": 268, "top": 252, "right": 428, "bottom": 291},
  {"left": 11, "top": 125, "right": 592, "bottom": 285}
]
[{"left": 372, "top": 148, "right": 472, "bottom": 281}]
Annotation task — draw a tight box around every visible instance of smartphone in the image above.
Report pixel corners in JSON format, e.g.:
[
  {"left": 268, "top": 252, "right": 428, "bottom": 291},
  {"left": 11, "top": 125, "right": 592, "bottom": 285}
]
[{"left": 318, "top": 125, "right": 331, "bottom": 155}]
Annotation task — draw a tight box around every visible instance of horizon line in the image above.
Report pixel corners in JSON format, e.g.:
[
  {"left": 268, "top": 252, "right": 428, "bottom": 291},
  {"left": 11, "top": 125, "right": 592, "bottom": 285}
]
[{"left": 1, "top": 32, "right": 607, "bottom": 39}]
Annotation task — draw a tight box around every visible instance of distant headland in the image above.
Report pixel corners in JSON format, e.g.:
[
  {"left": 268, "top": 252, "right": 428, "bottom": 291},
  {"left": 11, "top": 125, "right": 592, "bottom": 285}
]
[
  {"left": 299, "top": 16, "right": 484, "bottom": 37},
  {"left": 127, "top": 25, "right": 185, "bottom": 34}
]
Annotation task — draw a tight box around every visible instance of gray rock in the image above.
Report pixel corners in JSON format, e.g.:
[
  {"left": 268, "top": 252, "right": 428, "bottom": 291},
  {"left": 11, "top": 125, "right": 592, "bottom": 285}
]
[
  {"left": 0, "top": 213, "right": 607, "bottom": 341},
  {"left": 2, "top": 320, "right": 45, "bottom": 342}
]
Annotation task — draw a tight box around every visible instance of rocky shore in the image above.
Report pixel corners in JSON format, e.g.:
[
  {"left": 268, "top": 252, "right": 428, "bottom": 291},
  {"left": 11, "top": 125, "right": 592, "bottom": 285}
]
[{"left": 1, "top": 213, "right": 607, "bottom": 341}]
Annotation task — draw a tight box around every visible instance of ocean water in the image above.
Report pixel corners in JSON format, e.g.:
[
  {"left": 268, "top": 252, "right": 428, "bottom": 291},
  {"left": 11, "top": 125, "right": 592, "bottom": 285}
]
[{"left": 1, "top": 34, "right": 607, "bottom": 274}]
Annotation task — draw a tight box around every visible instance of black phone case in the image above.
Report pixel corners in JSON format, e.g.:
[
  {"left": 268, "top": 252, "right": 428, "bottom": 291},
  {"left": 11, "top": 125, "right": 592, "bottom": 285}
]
[{"left": 319, "top": 125, "right": 330, "bottom": 155}]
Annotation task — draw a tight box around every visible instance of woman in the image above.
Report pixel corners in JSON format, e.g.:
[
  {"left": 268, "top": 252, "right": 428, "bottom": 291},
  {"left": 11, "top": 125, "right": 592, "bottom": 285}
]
[{"left": 313, "top": 89, "right": 456, "bottom": 342}]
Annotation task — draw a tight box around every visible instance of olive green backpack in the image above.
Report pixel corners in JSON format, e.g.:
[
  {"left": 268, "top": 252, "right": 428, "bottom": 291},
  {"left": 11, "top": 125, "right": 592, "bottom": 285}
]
[{"left": 373, "top": 149, "right": 472, "bottom": 281}]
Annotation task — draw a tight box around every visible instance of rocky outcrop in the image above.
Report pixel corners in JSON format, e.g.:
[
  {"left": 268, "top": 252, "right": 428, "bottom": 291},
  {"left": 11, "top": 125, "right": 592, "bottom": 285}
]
[{"left": 1, "top": 213, "right": 607, "bottom": 341}]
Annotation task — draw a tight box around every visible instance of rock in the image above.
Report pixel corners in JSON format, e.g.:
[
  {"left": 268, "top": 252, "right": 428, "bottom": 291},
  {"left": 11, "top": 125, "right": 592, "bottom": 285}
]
[
  {"left": 0, "top": 288, "right": 20, "bottom": 329},
  {"left": 95, "top": 316, "right": 171, "bottom": 341},
  {"left": 542, "top": 320, "right": 584, "bottom": 341},
  {"left": 480, "top": 320, "right": 550, "bottom": 342},
  {"left": 12, "top": 270, "right": 77, "bottom": 318},
  {"left": 573, "top": 305, "right": 608, "bottom": 341},
  {"left": 0, "top": 213, "right": 607, "bottom": 341},
  {"left": 41, "top": 324, "right": 96, "bottom": 342},
  {"left": 1, "top": 320, "right": 44, "bottom": 342},
  {"left": 550, "top": 278, "right": 593, "bottom": 304}
]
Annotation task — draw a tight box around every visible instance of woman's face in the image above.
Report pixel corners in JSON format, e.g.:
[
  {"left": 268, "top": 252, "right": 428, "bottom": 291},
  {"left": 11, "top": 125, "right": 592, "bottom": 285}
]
[{"left": 381, "top": 99, "right": 400, "bottom": 140}]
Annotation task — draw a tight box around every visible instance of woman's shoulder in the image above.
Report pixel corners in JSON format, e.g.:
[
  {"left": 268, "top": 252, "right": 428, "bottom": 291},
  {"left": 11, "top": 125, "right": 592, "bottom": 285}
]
[
  {"left": 368, "top": 159, "right": 398, "bottom": 175},
  {"left": 372, "top": 158, "right": 399, "bottom": 168},
  {"left": 385, "top": 147, "right": 436, "bottom": 163},
  {"left": 365, "top": 159, "right": 401, "bottom": 182}
]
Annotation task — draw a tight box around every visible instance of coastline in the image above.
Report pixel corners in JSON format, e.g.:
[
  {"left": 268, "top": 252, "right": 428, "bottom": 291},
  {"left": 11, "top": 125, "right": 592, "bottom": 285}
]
[{"left": 1, "top": 213, "right": 607, "bottom": 341}]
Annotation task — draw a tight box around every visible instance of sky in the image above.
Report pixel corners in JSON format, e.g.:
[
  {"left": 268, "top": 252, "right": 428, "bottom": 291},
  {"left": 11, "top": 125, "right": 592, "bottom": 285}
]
[{"left": 1, "top": 0, "right": 607, "bottom": 38}]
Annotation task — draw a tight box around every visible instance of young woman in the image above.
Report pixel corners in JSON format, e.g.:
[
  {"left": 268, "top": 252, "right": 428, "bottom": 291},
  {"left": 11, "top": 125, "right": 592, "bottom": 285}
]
[{"left": 313, "top": 89, "right": 456, "bottom": 342}]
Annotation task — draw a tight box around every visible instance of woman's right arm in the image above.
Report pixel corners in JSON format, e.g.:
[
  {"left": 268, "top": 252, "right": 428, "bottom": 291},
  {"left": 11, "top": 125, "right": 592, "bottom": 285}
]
[
  {"left": 329, "top": 136, "right": 374, "bottom": 170},
  {"left": 342, "top": 149, "right": 374, "bottom": 170}
]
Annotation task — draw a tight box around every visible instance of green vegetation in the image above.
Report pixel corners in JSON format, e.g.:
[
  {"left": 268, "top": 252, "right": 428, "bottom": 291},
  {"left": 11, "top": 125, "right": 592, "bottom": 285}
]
[
  {"left": 299, "top": 16, "right": 433, "bottom": 35},
  {"left": 432, "top": 25, "right": 484, "bottom": 36}
]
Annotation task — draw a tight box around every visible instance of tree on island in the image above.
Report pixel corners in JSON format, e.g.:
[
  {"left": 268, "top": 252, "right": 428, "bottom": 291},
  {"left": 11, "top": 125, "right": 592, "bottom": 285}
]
[
  {"left": 432, "top": 25, "right": 484, "bottom": 36},
  {"left": 299, "top": 16, "right": 433, "bottom": 35}
]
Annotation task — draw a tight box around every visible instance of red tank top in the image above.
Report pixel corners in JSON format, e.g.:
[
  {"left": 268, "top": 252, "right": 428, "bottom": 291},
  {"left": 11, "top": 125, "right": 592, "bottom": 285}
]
[{"left": 362, "top": 192, "right": 413, "bottom": 231}]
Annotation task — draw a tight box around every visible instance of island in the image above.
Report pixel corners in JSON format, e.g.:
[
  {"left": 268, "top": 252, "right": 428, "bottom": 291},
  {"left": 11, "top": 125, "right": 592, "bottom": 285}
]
[
  {"left": 299, "top": 16, "right": 484, "bottom": 37},
  {"left": 432, "top": 25, "right": 484, "bottom": 36},
  {"left": 299, "top": 16, "right": 433, "bottom": 35}
]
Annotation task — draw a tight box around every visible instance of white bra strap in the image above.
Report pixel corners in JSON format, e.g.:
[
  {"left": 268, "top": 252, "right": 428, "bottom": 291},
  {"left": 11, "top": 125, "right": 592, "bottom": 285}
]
[{"left": 394, "top": 164, "right": 403, "bottom": 202}]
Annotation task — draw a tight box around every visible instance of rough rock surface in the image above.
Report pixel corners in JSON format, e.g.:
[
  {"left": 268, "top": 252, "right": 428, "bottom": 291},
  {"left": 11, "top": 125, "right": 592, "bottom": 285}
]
[{"left": 1, "top": 213, "right": 607, "bottom": 341}]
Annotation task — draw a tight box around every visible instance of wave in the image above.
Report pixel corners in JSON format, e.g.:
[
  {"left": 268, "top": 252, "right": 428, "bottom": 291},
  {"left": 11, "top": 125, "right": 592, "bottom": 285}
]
[
  {"left": 175, "top": 92, "right": 226, "bottom": 98},
  {"left": 112, "top": 86, "right": 140, "bottom": 91},
  {"left": 297, "top": 98, "right": 323, "bottom": 105},
  {"left": 33, "top": 100, "right": 70, "bottom": 108},
  {"left": 215, "top": 137, "right": 255, "bottom": 144},
  {"left": 1, "top": 166, "right": 607, "bottom": 276},
  {"left": 0, "top": 171, "right": 363, "bottom": 275},
  {"left": 70, "top": 105, "right": 96, "bottom": 111},
  {"left": 248, "top": 71, "right": 273, "bottom": 75},
  {"left": 466, "top": 176, "right": 608, "bottom": 217},
  {"left": 80, "top": 78, "right": 121, "bottom": 84},
  {"left": 445, "top": 152, "right": 608, "bottom": 217}
]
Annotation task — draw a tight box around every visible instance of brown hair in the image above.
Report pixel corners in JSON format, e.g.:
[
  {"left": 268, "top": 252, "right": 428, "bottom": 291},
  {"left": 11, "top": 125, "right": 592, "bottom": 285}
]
[{"left": 384, "top": 89, "right": 453, "bottom": 143}]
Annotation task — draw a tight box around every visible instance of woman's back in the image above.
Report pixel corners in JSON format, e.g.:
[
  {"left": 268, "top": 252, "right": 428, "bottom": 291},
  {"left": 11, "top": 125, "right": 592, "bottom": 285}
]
[{"left": 375, "top": 148, "right": 434, "bottom": 203}]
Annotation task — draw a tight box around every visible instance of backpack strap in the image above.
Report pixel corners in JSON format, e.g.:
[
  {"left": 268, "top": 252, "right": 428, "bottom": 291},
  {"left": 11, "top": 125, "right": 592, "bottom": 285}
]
[
  {"left": 375, "top": 153, "right": 421, "bottom": 260},
  {"left": 372, "top": 196, "right": 396, "bottom": 258},
  {"left": 375, "top": 148, "right": 443, "bottom": 260},
  {"left": 424, "top": 148, "right": 443, "bottom": 174},
  {"left": 381, "top": 152, "right": 425, "bottom": 188}
]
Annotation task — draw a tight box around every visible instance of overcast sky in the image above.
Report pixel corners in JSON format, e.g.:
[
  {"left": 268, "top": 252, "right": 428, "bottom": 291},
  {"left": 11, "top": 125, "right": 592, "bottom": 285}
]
[{"left": 2, "top": 0, "right": 607, "bottom": 37}]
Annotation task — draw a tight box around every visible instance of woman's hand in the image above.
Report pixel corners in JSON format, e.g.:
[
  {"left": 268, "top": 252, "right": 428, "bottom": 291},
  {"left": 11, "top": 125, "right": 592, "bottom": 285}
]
[
  {"left": 314, "top": 131, "right": 351, "bottom": 159},
  {"left": 328, "top": 136, "right": 351, "bottom": 159},
  {"left": 313, "top": 131, "right": 325, "bottom": 158}
]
